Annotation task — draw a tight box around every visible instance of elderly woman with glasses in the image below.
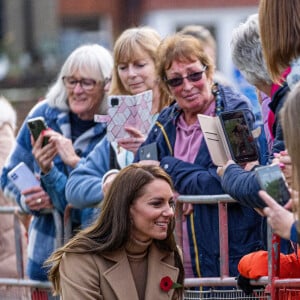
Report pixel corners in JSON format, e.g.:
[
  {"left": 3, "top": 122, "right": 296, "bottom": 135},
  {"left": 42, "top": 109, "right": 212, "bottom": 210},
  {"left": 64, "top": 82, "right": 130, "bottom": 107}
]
[
  {"left": 134, "top": 33, "right": 265, "bottom": 281},
  {"left": 1, "top": 44, "right": 113, "bottom": 282}
]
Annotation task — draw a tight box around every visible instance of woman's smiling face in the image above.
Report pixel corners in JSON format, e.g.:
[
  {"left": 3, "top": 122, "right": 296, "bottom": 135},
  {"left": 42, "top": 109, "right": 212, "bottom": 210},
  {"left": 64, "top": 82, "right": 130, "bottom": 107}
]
[
  {"left": 165, "top": 60, "right": 213, "bottom": 118},
  {"left": 129, "top": 179, "right": 175, "bottom": 242},
  {"left": 66, "top": 70, "right": 104, "bottom": 120}
]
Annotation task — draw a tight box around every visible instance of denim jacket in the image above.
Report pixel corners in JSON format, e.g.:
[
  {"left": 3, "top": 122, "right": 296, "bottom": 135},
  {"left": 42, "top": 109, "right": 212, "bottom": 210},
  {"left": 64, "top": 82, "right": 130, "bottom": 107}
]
[{"left": 1, "top": 100, "right": 106, "bottom": 280}]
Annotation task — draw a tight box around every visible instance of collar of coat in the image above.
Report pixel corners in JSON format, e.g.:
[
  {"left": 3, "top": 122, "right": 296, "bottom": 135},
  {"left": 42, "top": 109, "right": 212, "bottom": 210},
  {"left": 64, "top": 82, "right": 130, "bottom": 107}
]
[{"left": 102, "top": 243, "right": 180, "bottom": 300}]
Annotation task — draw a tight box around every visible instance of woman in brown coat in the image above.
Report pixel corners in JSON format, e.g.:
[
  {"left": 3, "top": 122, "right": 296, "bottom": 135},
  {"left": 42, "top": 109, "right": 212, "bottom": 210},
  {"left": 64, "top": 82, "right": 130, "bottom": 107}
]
[{"left": 46, "top": 164, "right": 184, "bottom": 300}]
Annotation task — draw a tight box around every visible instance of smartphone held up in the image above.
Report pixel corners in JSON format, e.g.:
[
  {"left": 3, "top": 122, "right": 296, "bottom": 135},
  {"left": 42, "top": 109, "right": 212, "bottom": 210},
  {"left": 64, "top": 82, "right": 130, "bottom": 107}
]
[
  {"left": 255, "top": 164, "right": 290, "bottom": 206},
  {"left": 27, "top": 117, "right": 49, "bottom": 147},
  {"left": 219, "top": 110, "right": 259, "bottom": 164}
]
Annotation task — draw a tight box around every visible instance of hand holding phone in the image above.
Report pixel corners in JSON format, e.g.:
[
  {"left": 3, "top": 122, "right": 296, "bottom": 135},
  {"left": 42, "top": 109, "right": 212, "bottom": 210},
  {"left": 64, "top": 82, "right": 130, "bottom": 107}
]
[
  {"left": 219, "top": 110, "right": 258, "bottom": 164},
  {"left": 255, "top": 164, "right": 290, "bottom": 206},
  {"left": 139, "top": 143, "right": 158, "bottom": 160},
  {"left": 27, "top": 117, "right": 49, "bottom": 147}
]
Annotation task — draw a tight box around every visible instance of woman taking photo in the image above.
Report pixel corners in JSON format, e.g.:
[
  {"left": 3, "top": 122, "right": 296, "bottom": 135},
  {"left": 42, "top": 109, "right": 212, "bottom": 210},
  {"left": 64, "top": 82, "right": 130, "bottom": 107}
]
[
  {"left": 47, "top": 164, "right": 184, "bottom": 300},
  {"left": 1, "top": 44, "right": 113, "bottom": 282},
  {"left": 134, "top": 33, "right": 264, "bottom": 280}
]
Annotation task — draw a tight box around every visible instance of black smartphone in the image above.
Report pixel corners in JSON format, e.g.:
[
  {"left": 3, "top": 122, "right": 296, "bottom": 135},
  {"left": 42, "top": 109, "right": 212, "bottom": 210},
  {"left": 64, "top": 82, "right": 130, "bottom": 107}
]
[
  {"left": 139, "top": 142, "right": 158, "bottom": 160},
  {"left": 219, "top": 110, "right": 258, "bottom": 163},
  {"left": 110, "top": 97, "right": 119, "bottom": 107},
  {"left": 27, "top": 117, "right": 49, "bottom": 147},
  {"left": 255, "top": 164, "right": 290, "bottom": 206}
]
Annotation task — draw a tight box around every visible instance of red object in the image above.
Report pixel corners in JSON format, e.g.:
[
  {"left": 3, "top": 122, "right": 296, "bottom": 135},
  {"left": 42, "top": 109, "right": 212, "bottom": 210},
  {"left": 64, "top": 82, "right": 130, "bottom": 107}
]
[
  {"left": 238, "top": 249, "right": 300, "bottom": 279},
  {"left": 160, "top": 276, "right": 173, "bottom": 292},
  {"left": 268, "top": 67, "right": 291, "bottom": 140}
]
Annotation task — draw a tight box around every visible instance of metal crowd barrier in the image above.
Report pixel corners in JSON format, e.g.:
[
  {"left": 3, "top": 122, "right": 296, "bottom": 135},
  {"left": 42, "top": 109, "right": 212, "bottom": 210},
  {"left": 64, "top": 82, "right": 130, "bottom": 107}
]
[
  {"left": 177, "top": 194, "right": 300, "bottom": 300},
  {"left": 2, "top": 194, "right": 300, "bottom": 300},
  {"left": 0, "top": 206, "right": 62, "bottom": 299}
]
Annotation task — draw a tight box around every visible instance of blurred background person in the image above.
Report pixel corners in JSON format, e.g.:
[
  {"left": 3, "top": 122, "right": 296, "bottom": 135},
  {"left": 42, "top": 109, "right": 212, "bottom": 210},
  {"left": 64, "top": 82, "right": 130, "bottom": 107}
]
[
  {"left": 134, "top": 33, "right": 264, "bottom": 281},
  {"left": 47, "top": 164, "right": 184, "bottom": 300},
  {"left": 236, "top": 81, "right": 300, "bottom": 295},
  {"left": 65, "top": 27, "right": 172, "bottom": 226},
  {"left": 179, "top": 24, "right": 231, "bottom": 87},
  {"left": 219, "top": 13, "right": 291, "bottom": 218},
  {"left": 231, "top": 14, "right": 273, "bottom": 154},
  {"left": 260, "top": 80, "right": 300, "bottom": 243},
  {"left": 0, "top": 96, "right": 28, "bottom": 280},
  {"left": 259, "top": 0, "right": 300, "bottom": 91},
  {"left": 1, "top": 44, "right": 113, "bottom": 283},
  {"left": 258, "top": 0, "right": 300, "bottom": 186}
]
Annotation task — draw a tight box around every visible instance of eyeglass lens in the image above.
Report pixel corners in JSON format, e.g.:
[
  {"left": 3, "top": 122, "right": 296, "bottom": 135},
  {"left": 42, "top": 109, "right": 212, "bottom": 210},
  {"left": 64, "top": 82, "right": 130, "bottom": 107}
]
[
  {"left": 165, "top": 66, "right": 207, "bottom": 87},
  {"left": 63, "top": 77, "right": 96, "bottom": 91}
]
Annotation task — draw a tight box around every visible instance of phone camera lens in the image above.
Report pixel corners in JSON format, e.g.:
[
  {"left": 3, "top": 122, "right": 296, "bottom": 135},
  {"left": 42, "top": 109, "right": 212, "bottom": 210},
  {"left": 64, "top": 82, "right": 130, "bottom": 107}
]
[{"left": 111, "top": 98, "right": 119, "bottom": 107}]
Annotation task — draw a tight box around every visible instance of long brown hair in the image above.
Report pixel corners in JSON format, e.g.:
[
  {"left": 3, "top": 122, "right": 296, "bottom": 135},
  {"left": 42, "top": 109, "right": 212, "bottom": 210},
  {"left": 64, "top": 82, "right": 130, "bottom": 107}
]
[
  {"left": 259, "top": 0, "right": 300, "bottom": 83},
  {"left": 281, "top": 83, "right": 300, "bottom": 226},
  {"left": 46, "top": 164, "right": 184, "bottom": 295}
]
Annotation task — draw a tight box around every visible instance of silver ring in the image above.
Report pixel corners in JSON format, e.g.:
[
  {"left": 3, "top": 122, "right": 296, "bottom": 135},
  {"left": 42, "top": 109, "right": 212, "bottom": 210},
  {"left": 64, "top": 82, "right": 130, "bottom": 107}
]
[{"left": 36, "top": 198, "right": 42, "bottom": 204}]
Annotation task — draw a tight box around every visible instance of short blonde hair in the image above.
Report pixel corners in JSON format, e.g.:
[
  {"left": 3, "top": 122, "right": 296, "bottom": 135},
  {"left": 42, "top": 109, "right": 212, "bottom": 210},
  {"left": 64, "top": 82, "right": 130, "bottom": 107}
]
[{"left": 109, "top": 27, "right": 171, "bottom": 112}]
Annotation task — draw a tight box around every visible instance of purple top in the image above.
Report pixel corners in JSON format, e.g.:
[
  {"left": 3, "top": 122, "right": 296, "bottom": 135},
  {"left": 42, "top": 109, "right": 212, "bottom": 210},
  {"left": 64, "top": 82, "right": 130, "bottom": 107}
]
[{"left": 174, "top": 100, "right": 216, "bottom": 278}]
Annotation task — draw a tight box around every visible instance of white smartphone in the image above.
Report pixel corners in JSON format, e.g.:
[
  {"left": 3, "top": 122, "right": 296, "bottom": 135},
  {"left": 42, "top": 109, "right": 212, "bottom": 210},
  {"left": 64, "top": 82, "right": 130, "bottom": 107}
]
[{"left": 8, "top": 162, "right": 40, "bottom": 193}]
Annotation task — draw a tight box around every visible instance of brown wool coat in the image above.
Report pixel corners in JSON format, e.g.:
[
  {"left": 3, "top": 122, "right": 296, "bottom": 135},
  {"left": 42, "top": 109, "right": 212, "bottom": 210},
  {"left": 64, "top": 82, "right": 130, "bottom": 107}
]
[{"left": 58, "top": 243, "right": 181, "bottom": 300}]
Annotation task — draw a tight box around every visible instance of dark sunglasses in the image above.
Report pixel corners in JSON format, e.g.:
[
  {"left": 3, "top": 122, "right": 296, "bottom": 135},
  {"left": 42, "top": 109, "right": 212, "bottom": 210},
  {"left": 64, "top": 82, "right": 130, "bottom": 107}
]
[{"left": 165, "top": 66, "right": 207, "bottom": 87}]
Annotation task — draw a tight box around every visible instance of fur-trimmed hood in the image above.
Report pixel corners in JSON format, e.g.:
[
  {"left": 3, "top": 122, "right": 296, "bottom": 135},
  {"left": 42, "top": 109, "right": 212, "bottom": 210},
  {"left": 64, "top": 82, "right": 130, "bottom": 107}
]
[{"left": 0, "top": 96, "right": 16, "bottom": 130}]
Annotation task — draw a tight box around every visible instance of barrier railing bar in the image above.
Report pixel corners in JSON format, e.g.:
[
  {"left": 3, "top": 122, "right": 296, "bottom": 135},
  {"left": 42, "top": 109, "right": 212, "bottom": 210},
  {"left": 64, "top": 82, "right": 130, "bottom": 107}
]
[
  {"left": 0, "top": 206, "right": 24, "bottom": 213},
  {"left": 51, "top": 209, "right": 63, "bottom": 248},
  {"left": 272, "top": 278, "right": 300, "bottom": 286},
  {"left": 219, "top": 201, "right": 229, "bottom": 278},
  {"left": 63, "top": 204, "right": 73, "bottom": 243},
  {"left": 177, "top": 194, "right": 236, "bottom": 204},
  {"left": 0, "top": 278, "right": 52, "bottom": 288},
  {"left": 13, "top": 213, "right": 24, "bottom": 278},
  {"left": 184, "top": 276, "right": 270, "bottom": 287}
]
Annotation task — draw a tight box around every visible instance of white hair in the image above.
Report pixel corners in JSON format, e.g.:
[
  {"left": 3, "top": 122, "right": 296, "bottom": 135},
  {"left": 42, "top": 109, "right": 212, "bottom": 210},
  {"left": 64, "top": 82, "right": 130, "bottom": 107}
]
[
  {"left": 45, "top": 44, "right": 113, "bottom": 111},
  {"left": 231, "top": 14, "right": 272, "bottom": 86}
]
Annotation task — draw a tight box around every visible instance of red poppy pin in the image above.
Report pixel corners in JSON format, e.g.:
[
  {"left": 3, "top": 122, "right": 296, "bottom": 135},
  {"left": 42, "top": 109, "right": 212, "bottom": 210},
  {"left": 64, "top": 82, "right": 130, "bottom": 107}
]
[{"left": 160, "top": 276, "right": 182, "bottom": 292}]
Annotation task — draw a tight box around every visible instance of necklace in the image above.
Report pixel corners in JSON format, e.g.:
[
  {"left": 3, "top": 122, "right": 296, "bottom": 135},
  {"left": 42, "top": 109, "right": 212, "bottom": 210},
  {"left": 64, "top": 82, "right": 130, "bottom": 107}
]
[{"left": 211, "top": 82, "right": 223, "bottom": 116}]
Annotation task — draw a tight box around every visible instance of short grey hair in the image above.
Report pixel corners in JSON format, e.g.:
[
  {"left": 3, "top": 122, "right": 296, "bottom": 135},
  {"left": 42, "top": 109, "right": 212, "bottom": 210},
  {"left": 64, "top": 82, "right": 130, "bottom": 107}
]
[
  {"left": 45, "top": 44, "right": 113, "bottom": 111},
  {"left": 231, "top": 14, "right": 272, "bottom": 86}
]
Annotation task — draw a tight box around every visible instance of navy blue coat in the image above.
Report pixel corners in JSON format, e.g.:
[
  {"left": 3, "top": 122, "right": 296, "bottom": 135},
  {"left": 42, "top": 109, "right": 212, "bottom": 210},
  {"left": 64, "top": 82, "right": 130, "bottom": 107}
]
[{"left": 135, "top": 84, "right": 264, "bottom": 278}]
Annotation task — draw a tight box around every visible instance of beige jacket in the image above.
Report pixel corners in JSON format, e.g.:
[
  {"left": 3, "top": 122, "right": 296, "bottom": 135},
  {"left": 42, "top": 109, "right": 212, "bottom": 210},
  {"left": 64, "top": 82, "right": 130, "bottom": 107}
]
[
  {"left": 0, "top": 98, "right": 27, "bottom": 278},
  {"left": 59, "top": 243, "right": 181, "bottom": 300}
]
